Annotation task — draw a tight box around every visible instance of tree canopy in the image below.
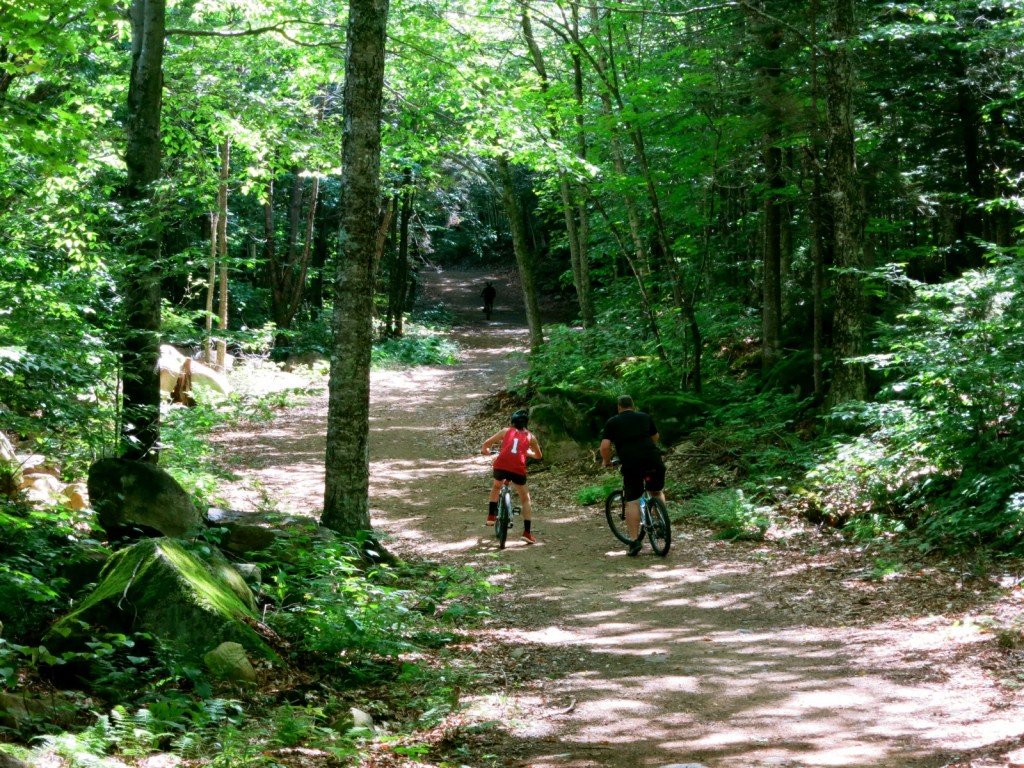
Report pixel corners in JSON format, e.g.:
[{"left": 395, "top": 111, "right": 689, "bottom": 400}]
[{"left": 1, "top": 0, "right": 1023, "bottom": 549}]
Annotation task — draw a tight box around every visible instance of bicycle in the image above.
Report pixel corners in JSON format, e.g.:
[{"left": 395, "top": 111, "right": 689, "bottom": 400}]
[
  {"left": 488, "top": 449, "right": 521, "bottom": 549},
  {"left": 494, "top": 475, "right": 521, "bottom": 549},
  {"left": 605, "top": 461, "right": 671, "bottom": 556}
]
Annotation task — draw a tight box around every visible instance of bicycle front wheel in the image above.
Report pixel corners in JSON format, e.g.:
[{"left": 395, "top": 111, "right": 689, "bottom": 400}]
[
  {"left": 496, "top": 491, "right": 512, "bottom": 549},
  {"left": 647, "top": 497, "right": 672, "bottom": 556},
  {"left": 605, "top": 490, "right": 634, "bottom": 545}
]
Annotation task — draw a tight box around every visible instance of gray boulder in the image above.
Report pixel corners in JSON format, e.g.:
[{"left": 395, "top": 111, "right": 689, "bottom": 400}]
[
  {"left": 88, "top": 458, "right": 202, "bottom": 540},
  {"left": 206, "top": 507, "right": 278, "bottom": 554}
]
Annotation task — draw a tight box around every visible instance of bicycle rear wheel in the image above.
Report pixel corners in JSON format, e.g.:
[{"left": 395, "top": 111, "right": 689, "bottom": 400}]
[
  {"left": 647, "top": 497, "right": 672, "bottom": 556},
  {"left": 496, "top": 490, "right": 512, "bottom": 549},
  {"left": 605, "top": 490, "right": 635, "bottom": 545}
]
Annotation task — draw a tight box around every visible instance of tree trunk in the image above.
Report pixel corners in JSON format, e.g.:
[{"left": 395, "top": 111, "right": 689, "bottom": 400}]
[
  {"left": 824, "top": 0, "right": 866, "bottom": 404},
  {"left": 322, "top": 0, "right": 390, "bottom": 539},
  {"left": 762, "top": 143, "right": 784, "bottom": 374},
  {"left": 390, "top": 170, "right": 414, "bottom": 337},
  {"left": 204, "top": 211, "right": 217, "bottom": 365},
  {"left": 120, "top": 0, "right": 166, "bottom": 462},
  {"left": 749, "top": 3, "right": 785, "bottom": 374},
  {"left": 269, "top": 168, "right": 319, "bottom": 352},
  {"left": 810, "top": 0, "right": 826, "bottom": 402},
  {"left": 521, "top": 8, "right": 595, "bottom": 328},
  {"left": 216, "top": 138, "right": 229, "bottom": 370},
  {"left": 496, "top": 156, "right": 545, "bottom": 354}
]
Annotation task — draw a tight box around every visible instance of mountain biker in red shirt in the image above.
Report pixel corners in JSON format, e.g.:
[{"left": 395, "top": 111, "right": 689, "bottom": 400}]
[{"left": 481, "top": 409, "right": 543, "bottom": 544}]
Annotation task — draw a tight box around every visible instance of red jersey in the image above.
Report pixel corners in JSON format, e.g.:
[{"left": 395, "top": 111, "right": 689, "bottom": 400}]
[{"left": 493, "top": 427, "right": 532, "bottom": 475}]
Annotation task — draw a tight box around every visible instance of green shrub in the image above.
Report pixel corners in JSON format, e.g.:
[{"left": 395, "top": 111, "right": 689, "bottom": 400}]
[
  {"left": 576, "top": 474, "right": 622, "bottom": 505},
  {"left": 372, "top": 328, "right": 459, "bottom": 367},
  {"left": 683, "top": 488, "right": 771, "bottom": 540},
  {"left": 809, "top": 259, "right": 1024, "bottom": 553},
  {"left": 0, "top": 504, "right": 102, "bottom": 643}
]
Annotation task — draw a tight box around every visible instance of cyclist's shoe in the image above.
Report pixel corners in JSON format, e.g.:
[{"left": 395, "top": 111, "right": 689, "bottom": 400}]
[
  {"left": 521, "top": 531, "right": 537, "bottom": 544},
  {"left": 626, "top": 540, "right": 642, "bottom": 557},
  {"left": 485, "top": 513, "right": 496, "bottom": 526}
]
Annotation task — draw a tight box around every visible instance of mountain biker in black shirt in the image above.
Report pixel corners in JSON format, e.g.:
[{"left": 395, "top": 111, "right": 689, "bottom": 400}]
[{"left": 600, "top": 395, "right": 667, "bottom": 556}]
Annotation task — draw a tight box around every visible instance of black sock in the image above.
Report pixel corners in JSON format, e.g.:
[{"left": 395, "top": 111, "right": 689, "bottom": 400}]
[
  {"left": 488, "top": 501, "right": 497, "bottom": 514},
  {"left": 524, "top": 520, "right": 532, "bottom": 533}
]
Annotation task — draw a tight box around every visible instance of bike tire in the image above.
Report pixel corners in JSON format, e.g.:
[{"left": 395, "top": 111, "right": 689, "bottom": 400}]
[
  {"left": 604, "top": 490, "right": 634, "bottom": 545},
  {"left": 496, "top": 491, "right": 512, "bottom": 549},
  {"left": 647, "top": 497, "right": 672, "bottom": 556}
]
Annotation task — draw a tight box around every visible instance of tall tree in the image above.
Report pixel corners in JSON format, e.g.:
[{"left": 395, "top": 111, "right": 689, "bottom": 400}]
[
  {"left": 322, "top": 0, "right": 390, "bottom": 538},
  {"left": 824, "top": 0, "right": 866, "bottom": 404},
  {"left": 120, "top": 0, "right": 166, "bottom": 460},
  {"left": 496, "top": 156, "right": 545, "bottom": 353}
]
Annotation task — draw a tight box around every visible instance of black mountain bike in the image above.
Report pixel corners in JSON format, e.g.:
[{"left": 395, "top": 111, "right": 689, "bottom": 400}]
[
  {"left": 605, "top": 465, "right": 671, "bottom": 556},
  {"left": 495, "top": 476, "right": 520, "bottom": 549}
]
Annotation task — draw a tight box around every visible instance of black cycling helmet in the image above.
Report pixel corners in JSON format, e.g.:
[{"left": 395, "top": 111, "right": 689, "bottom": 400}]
[{"left": 510, "top": 409, "right": 529, "bottom": 429}]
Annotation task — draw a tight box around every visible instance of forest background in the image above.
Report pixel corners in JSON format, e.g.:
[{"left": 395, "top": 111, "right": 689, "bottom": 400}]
[{"left": 3, "top": 0, "right": 1024, "bottom": 765}]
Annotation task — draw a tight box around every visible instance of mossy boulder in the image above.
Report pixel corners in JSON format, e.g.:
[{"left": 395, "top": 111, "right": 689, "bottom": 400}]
[
  {"left": 531, "top": 388, "right": 706, "bottom": 448},
  {"left": 525, "top": 404, "right": 589, "bottom": 464},
  {"left": 44, "top": 538, "right": 276, "bottom": 663},
  {"left": 638, "top": 394, "right": 708, "bottom": 447},
  {"left": 533, "top": 387, "right": 617, "bottom": 442}
]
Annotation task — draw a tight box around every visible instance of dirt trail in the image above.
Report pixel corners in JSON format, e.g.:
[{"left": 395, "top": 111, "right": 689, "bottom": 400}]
[{"left": 215, "top": 267, "right": 1024, "bottom": 768}]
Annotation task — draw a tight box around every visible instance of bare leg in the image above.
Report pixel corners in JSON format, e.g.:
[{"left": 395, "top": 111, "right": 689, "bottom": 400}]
[
  {"left": 514, "top": 483, "right": 532, "bottom": 519},
  {"left": 625, "top": 499, "right": 641, "bottom": 540}
]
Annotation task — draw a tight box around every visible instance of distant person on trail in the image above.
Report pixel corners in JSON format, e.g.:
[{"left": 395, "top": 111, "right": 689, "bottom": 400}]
[
  {"left": 481, "top": 408, "right": 543, "bottom": 544},
  {"left": 600, "top": 395, "right": 667, "bottom": 556},
  {"left": 481, "top": 282, "right": 497, "bottom": 318}
]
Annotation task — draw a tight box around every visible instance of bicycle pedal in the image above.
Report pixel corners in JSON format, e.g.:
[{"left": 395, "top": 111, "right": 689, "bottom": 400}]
[{"left": 513, "top": 507, "right": 522, "bottom": 515}]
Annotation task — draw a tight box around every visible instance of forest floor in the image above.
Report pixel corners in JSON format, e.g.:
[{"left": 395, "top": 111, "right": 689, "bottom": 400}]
[{"left": 212, "top": 267, "right": 1024, "bottom": 768}]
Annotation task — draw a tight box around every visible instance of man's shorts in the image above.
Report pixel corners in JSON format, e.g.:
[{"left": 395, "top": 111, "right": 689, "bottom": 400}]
[
  {"left": 622, "top": 464, "right": 665, "bottom": 502},
  {"left": 493, "top": 468, "right": 527, "bottom": 486}
]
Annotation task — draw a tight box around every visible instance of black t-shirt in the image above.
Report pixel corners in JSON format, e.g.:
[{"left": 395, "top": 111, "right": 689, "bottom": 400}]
[{"left": 602, "top": 410, "right": 661, "bottom": 467}]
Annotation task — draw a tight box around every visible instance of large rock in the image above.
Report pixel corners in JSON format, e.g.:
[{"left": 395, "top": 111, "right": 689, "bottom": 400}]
[
  {"left": 639, "top": 394, "right": 708, "bottom": 447},
  {"left": 534, "top": 387, "right": 617, "bottom": 442},
  {"left": 204, "top": 641, "right": 257, "bottom": 683},
  {"left": 206, "top": 507, "right": 278, "bottom": 554},
  {"left": 158, "top": 345, "right": 230, "bottom": 398},
  {"left": 529, "top": 388, "right": 707, "bottom": 449},
  {"left": 88, "top": 458, "right": 203, "bottom": 540},
  {"left": 44, "top": 538, "right": 276, "bottom": 663},
  {"left": 524, "top": 404, "right": 590, "bottom": 464}
]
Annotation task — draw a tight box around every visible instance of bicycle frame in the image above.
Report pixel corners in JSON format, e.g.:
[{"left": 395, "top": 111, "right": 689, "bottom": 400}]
[
  {"left": 604, "top": 462, "right": 671, "bottom": 556},
  {"left": 495, "top": 479, "right": 517, "bottom": 549}
]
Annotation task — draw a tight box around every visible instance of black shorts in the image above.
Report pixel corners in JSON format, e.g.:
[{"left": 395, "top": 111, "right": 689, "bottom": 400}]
[
  {"left": 493, "top": 469, "right": 527, "bottom": 486},
  {"left": 621, "top": 464, "right": 665, "bottom": 502}
]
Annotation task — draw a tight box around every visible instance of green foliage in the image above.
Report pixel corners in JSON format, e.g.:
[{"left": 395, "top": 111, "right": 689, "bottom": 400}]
[
  {"left": 684, "top": 489, "right": 772, "bottom": 541},
  {"left": 277, "top": 310, "right": 334, "bottom": 359},
  {"left": 372, "top": 327, "right": 460, "bottom": 368},
  {"left": 576, "top": 475, "right": 622, "bottom": 506},
  {"left": 0, "top": 504, "right": 102, "bottom": 642},
  {"left": 525, "top": 323, "right": 645, "bottom": 394},
  {"left": 808, "top": 260, "right": 1024, "bottom": 553},
  {"left": 408, "top": 303, "right": 458, "bottom": 330},
  {"left": 256, "top": 534, "right": 495, "bottom": 666}
]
